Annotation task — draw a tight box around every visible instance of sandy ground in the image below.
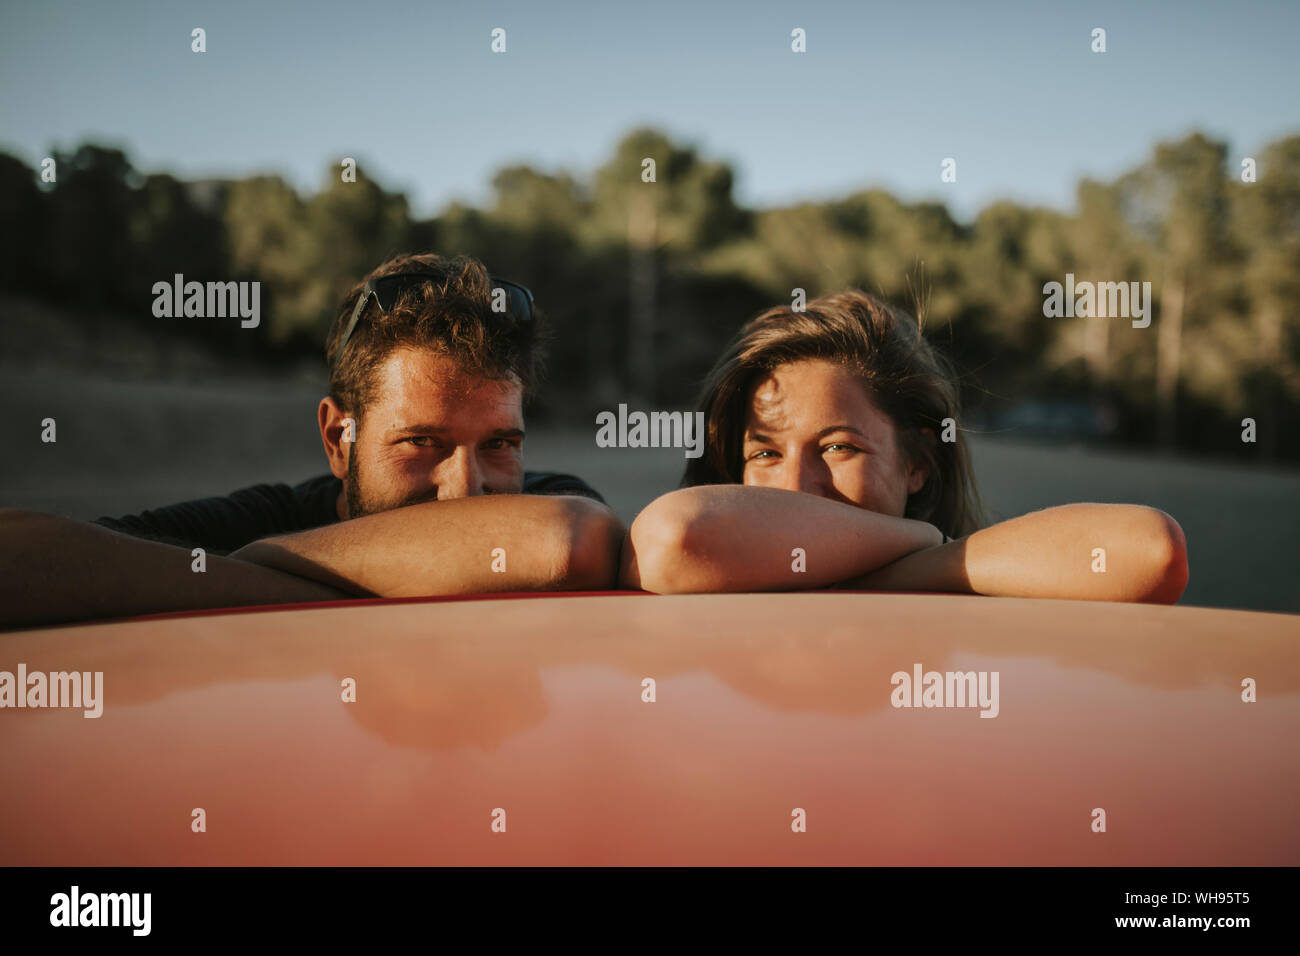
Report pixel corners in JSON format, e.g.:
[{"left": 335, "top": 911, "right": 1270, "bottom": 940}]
[{"left": 2, "top": 369, "right": 1297, "bottom": 613}]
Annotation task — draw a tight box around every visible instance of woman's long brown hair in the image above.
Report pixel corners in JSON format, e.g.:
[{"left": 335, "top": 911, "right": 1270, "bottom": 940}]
[{"left": 681, "top": 288, "right": 986, "bottom": 539}]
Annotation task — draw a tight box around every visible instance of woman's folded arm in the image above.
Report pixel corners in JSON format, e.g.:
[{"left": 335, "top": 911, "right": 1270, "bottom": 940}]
[
  {"left": 841, "top": 503, "right": 1188, "bottom": 604},
  {"left": 621, "top": 485, "right": 942, "bottom": 593}
]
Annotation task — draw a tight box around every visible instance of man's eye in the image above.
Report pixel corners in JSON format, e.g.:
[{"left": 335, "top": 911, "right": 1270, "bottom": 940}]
[
  {"left": 746, "top": 448, "right": 778, "bottom": 461},
  {"left": 403, "top": 436, "right": 434, "bottom": 447},
  {"left": 824, "top": 443, "right": 860, "bottom": 454},
  {"left": 484, "top": 438, "right": 516, "bottom": 451}
]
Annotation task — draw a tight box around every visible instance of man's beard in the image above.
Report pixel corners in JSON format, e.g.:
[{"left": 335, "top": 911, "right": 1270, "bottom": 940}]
[
  {"left": 345, "top": 447, "right": 441, "bottom": 519},
  {"left": 345, "top": 447, "right": 367, "bottom": 519}
]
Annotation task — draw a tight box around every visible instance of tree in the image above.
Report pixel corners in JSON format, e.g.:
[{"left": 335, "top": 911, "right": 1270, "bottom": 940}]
[
  {"left": 298, "top": 165, "right": 411, "bottom": 343},
  {"left": 0, "top": 155, "right": 46, "bottom": 292},
  {"left": 1231, "top": 136, "right": 1300, "bottom": 458},
  {"left": 590, "top": 129, "right": 749, "bottom": 404},
  {"left": 1114, "top": 134, "right": 1234, "bottom": 448},
  {"left": 1070, "top": 179, "right": 1140, "bottom": 395},
  {"left": 223, "top": 175, "right": 312, "bottom": 344},
  {"left": 45, "top": 144, "right": 140, "bottom": 311}
]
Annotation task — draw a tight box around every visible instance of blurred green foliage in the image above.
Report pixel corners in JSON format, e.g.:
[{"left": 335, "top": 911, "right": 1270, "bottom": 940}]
[{"left": 2, "top": 129, "right": 1297, "bottom": 459}]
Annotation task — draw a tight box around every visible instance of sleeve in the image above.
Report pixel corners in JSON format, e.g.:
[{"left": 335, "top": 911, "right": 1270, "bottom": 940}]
[
  {"left": 521, "top": 472, "right": 607, "bottom": 505},
  {"left": 93, "top": 483, "right": 306, "bottom": 556}
]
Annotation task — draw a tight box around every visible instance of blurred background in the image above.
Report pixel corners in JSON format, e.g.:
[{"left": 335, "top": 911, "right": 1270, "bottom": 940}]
[{"left": 1, "top": 0, "right": 1297, "bottom": 611}]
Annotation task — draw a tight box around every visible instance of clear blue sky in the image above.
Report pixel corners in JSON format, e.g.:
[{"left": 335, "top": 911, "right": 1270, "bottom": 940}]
[{"left": 2, "top": 0, "right": 1296, "bottom": 222}]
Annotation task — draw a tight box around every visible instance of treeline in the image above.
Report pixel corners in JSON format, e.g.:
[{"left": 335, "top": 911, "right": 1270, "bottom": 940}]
[{"left": 1, "top": 129, "right": 1297, "bottom": 460}]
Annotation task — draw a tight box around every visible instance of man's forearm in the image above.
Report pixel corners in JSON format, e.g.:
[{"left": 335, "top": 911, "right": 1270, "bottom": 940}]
[
  {"left": 0, "top": 509, "right": 351, "bottom": 630},
  {"left": 229, "top": 494, "right": 626, "bottom": 597},
  {"left": 844, "top": 504, "right": 1188, "bottom": 604},
  {"left": 623, "top": 485, "right": 942, "bottom": 593}
]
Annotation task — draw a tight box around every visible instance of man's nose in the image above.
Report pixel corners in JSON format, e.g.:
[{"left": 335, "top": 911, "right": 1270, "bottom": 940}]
[{"left": 433, "top": 447, "right": 485, "bottom": 499}]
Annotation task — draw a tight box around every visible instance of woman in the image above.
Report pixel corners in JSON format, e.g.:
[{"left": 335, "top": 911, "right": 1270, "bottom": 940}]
[{"left": 621, "top": 289, "right": 1188, "bottom": 602}]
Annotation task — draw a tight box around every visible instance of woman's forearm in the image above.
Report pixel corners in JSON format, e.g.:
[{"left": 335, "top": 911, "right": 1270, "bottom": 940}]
[
  {"left": 623, "top": 485, "right": 942, "bottom": 593},
  {"left": 844, "top": 504, "right": 1188, "bottom": 604}
]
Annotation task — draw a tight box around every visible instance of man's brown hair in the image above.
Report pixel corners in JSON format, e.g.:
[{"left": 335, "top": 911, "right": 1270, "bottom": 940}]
[
  {"left": 325, "top": 253, "right": 544, "bottom": 418},
  {"left": 682, "top": 288, "right": 986, "bottom": 540}
]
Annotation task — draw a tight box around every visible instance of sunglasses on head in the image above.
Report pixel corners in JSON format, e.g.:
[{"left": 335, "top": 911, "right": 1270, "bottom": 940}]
[{"left": 333, "top": 272, "right": 535, "bottom": 366}]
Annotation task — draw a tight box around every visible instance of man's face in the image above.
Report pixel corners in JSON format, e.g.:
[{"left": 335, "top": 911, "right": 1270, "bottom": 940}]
[{"left": 343, "top": 347, "right": 525, "bottom": 518}]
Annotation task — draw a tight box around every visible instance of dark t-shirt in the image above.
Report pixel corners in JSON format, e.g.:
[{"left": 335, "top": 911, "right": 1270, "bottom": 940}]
[{"left": 93, "top": 472, "right": 604, "bottom": 556}]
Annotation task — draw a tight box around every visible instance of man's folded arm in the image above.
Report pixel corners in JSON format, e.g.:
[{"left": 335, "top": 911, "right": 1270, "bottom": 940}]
[
  {"left": 229, "top": 494, "right": 627, "bottom": 597},
  {"left": 0, "top": 508, "right": 351, "bottom": 630}
]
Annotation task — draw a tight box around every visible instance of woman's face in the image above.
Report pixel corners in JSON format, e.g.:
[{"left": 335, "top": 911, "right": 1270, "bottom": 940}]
[{"left": 741, "top": 359, "right": 929, "bottom": 516}]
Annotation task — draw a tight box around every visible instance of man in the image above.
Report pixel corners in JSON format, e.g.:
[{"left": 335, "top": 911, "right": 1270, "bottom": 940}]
[{"left": 0, "top": 254, "right": 624, "bottom": 628}]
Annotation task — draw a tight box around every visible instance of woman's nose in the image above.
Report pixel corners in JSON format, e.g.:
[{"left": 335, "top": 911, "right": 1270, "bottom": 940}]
[{"left": 779, "top": 456, "right": 829, "bottom": 497}]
